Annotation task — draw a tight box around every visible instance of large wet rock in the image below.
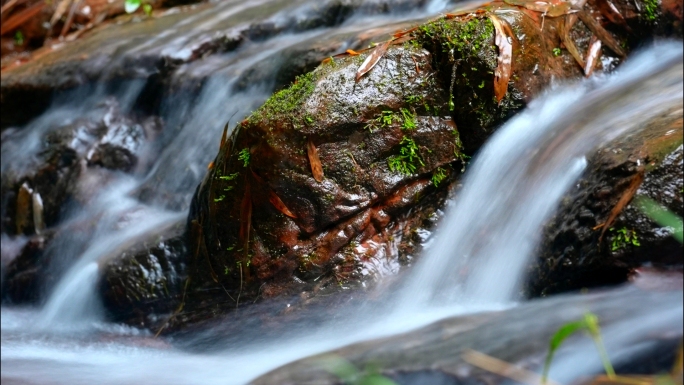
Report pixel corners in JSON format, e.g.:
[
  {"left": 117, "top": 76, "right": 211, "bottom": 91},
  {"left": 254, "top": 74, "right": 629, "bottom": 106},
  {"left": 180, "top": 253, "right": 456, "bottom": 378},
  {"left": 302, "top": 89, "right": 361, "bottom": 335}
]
[
  {"left": 528, "top": 105, "right": 683, "bottom": 296},
  {"left": 252, "top": 283, "right": 683, "bottom": 384},
  {"left": 179, "top": 0, "right": 676, "bottom": 328}
]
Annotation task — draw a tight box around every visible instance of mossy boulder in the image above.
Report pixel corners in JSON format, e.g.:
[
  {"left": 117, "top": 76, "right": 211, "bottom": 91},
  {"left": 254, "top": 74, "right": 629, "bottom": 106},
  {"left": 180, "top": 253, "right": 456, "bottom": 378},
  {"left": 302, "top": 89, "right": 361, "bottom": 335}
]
[{"left": 178, "top": 0, "right": 680, "bottom": 328}]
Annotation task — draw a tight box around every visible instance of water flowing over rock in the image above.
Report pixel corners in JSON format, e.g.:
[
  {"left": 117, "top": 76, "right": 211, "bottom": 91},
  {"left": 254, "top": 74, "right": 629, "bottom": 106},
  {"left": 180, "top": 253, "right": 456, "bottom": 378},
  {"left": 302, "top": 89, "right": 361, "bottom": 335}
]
[{"left": 529, "top": 106, "right": 683, "bottom": 296}]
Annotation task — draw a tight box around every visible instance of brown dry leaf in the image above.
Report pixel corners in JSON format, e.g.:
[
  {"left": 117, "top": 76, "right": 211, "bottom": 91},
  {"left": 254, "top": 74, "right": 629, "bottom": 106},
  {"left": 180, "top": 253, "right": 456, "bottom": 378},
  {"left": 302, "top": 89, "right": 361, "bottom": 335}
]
[
  {"left": 15, "top": 182, "right": 32, "bottom": 234},
  {"left": 595, "top": 0, "right": 632, "bottom": 32},
  {"left": 503, "top": 0, "right": 573, "bottom": 16},
  {"left": 584, "top": 35, "right": 602, "bottom": 76},
  {"left": 392, "top": 26, "right": 418, "bottom": 38},
  {"left": 598, "top": 169, "right": 644, "bottom": 245},
  {"left": 577, "top": 10, "right": 626, "bottom": 57},
  {"left": 269, "top": 191, "right": 297, "bottom": 219},
  {"left": 462, "top": 349, "right": 562, "bottom": 385},
  {"left": 50, "top": 0, "right": 74, "bottom": 27},
  {"left": 560, "top": 15, "right": 586, "bottom": 69},
  {"left": 207, "top": 161, "right": 214, "bottom": 170},
  {"left": 489, "top": 14, "right": 513, "bottom": 104},
  {"left": 0, "top": 1, "right": 44, "bottom": 35},
  {"left": 346, "top": 49, "right": 360, "bottom": 56},
  {"left": 355, "top": 39, "right": 391, "bottom": 83},
  {"left": 307, "top": 138, "right": 324, "bottom": 182}
]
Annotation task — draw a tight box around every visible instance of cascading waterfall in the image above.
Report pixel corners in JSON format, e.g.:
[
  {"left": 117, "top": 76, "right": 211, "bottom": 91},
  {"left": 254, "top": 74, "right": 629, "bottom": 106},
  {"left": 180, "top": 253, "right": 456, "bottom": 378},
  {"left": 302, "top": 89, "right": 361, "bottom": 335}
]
[
  {"left": 1, "top": 0, "right": 682, "bottom": 382},
  {"left": 398, "top": 42, "right": 684, "bottom": 307}
]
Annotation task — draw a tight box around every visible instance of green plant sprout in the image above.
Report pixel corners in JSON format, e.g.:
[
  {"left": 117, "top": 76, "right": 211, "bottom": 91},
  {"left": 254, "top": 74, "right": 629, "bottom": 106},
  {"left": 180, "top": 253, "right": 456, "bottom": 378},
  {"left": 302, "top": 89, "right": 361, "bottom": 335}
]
[
  {"left": 634, "top": 196, "right": 683, "bottom": 243},
  {"left": 542, "top": 312, "right": 615, "bottom": 385},
  {"left": 432, "top": 167, "right": 448, "bottom": 187},
  {"left": 399, "top": 108, "right": 416, "bottom": 130},
  {"left": 124, "top": 0, "right": 153, "bottom": 15},
  {"left": 14, "top": 31, "right": 24, "bottom": 46},
  {"left": 388, "top": 136, "right": 424, "bottom": 175},
  {"left": 238, "top": 148, "right": 250, "bottom": 167},
  {"left": 553, "top": 48, "right": 561, "bottom": 56},
  {"left": 219, "top": 172, "right": 239, "bottom": 181},
  {"left": 610, "top": 227, "right": 640, "bottom": 251}
]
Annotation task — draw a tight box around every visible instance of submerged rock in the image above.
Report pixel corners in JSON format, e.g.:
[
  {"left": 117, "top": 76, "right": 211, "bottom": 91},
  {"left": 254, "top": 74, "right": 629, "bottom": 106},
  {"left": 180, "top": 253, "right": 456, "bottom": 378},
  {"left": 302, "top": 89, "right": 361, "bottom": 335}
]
[
  {"left": 529, "top": 106, "right": 683, "bottom": 296},
  {"left": 252, "top": 284, "right": 682, "bottom": 384}
]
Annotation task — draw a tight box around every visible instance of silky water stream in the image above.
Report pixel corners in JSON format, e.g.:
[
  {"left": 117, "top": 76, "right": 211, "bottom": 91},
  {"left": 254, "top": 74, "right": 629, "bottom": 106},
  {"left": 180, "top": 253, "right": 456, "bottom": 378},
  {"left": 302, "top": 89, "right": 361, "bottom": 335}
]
[{"left": 1, "top": 0, "right": 682, "bottom": 383}]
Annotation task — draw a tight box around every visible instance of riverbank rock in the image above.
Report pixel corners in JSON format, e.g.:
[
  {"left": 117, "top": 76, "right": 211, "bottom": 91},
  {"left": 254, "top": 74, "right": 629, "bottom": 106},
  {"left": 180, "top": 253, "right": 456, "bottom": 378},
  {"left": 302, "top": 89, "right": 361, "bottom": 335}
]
[
  {"left": 252, "top": 284, "right": 682, "bottom": 384},
  {"left": 528, "top": 105, "right": 683, "bottom": 297},
  {"left": 180, "top": 0, "right": 672, "bottom": 329}
]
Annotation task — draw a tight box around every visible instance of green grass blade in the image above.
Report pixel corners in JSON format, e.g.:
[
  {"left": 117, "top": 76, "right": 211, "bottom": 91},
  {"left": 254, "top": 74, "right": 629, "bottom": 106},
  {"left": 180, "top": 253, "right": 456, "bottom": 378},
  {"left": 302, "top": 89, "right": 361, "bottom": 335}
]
[
  {"left": 634, "top": 196, "right": 683, "bottom": 243},
  {"left": 542, "top": 320, "right": 588, "bottom": 384}
]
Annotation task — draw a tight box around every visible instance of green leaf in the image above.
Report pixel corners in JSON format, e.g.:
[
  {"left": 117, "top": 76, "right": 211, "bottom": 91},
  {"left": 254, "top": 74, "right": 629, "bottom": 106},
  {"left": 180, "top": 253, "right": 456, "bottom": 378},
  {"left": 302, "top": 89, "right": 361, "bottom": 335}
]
[
  {"left": 124, "top": 0, "right": 141, "bottom": 13},
  {"left": 542, "top": 320, "right": 588, "bottom": 383},
  {"left": 143, "top": 3, "right": 152, "bottom": 16}
]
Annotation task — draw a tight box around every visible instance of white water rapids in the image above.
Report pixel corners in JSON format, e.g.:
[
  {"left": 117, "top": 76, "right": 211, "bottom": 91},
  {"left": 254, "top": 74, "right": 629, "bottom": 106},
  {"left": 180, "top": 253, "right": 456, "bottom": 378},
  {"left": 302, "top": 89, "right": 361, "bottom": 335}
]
[{"left": 1, "top": 0, "right": 682, "bottom": 383}]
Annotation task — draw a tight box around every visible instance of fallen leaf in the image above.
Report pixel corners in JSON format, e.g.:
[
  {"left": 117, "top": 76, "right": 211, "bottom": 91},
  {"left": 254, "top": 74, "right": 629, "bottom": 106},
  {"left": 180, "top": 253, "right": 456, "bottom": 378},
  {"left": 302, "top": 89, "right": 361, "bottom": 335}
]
[
  {"left": 577, "top": 10, "right": 626, "bottom": 57},
  {"left": 1, "top": 1, "right": 45, "bottom": 35},
  {"left": 307, "top": 138, "right": 324, "bottom": 182},
  {"left": 489, "top": 14, "right": 513, "bottom": 104},
  {"left": 239, "top": 181, "right": 252, "bottom": 281},
  {"left": 207, "top": 161, "right": 214, "bottom": 170},
  {"left": 392, "top": 26, "right": 418, "bottom": 38},
  {"left": 595, "top": 0, "right": 632, "bottom": 32},
  {"left": 15, "top": 182, "right": 32, "bottom": 234},
  {"left": 50, "top": 0, "right": 74, "bottom": 27},
  {"left": 598, "top": 170, "right": 644, "bottom": 245},
  {"left": 355, "top": 39, "right": 391, "bottom": 83},
  {"left": 269, "top": 191, "right": 298, "bottom": 218},
  {"left": 559, "top": 15, "right": 586, "bottom": 69},
  {"left": 503, "top": 0, "right": 573, "bottom": 16},
  {"left": 583, "top": 35, "right": 602, "bottom": 76},
  {"left": 346, "top": 49, "right": 360, "bottom": 56}
]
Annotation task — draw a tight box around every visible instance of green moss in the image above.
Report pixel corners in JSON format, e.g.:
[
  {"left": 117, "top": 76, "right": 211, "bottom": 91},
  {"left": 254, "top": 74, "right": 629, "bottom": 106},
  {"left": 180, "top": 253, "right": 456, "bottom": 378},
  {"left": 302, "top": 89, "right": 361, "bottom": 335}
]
[
  {"left": 388, "top": 136, "right": 424, "bottom": 175},
  {"left": 247, "top": 71, "right": 318, "bottom": 125},
  {"left": 431, "top": 167, "right": 448, "bottom": 187},
  {"left": 238, "top": 148, "right": 250, "bottom": 167},
  {"left": 400, "top": 108, "right": 416, "bottom": 130},
  {"left": 610, "top": 227, "right": 641, "bottom": 251},
  {"left": 417, "top": 16, "right": 495, "bottom": 57},
  {"left": 643, "top": 0, "right": 659, "bottom": 21}
]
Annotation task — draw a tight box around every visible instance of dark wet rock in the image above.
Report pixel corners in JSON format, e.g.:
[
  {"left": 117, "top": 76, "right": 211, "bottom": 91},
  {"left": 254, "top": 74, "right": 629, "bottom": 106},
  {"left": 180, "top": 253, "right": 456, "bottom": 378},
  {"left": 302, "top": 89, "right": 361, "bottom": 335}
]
[
  {"left": 0, "top": 98, "right": 155, "bottom": 237},
  {"left": 99, "top": 218, "right": 187, "bottom": 329},
  {"left": 0, "top": 0, "right": 431, "bottom": 129},
  {"left": 252, "top": 285, "right": 682, "bottom": 384},
  {"left": 529, "top": 106, "right": 683, "bottom": 297},
  {"left": 1, "top": 231, "right": 55, "bottom": 303}
]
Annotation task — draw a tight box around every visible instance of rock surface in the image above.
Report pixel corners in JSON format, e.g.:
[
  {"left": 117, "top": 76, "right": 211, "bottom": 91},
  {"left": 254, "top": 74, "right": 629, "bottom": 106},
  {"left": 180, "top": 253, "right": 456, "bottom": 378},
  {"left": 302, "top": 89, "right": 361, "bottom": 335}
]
[
  {"left": 529, "top": 105, "right": 683, "bottom": 296},
  {"left": 252, "top": 283, "right": 683, "bottom": 384}
]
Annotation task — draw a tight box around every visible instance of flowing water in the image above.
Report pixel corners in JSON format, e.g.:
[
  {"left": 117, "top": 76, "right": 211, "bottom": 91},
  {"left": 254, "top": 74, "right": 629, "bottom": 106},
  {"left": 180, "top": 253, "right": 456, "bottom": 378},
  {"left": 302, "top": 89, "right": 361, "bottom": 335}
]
[{"left": 1, "top": 0, "right": 682, "bottom": 383}]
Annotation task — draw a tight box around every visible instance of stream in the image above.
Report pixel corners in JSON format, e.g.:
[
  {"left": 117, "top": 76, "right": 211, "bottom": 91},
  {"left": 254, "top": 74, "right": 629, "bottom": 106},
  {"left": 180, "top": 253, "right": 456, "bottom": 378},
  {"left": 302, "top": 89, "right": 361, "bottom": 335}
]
[{"left": 1, "top": 0, "right": 682, "bottom": 384}]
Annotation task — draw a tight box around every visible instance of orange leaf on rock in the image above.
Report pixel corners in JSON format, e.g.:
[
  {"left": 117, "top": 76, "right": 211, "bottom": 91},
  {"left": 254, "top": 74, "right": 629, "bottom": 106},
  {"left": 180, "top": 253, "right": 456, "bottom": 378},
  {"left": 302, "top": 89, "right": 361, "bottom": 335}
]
[
  {"left": 355, "top": 39, "right": 391, "bottom": 83},
  {"left": 307, "top": 139, "right": 324, "bottom": 182},
  {"left": 346, "top": 49, "right": 360, "bottom": 56},
  {"left": 489, "top": 14, "right": 513, "bottom": 104},
  {"left": 269, "top": 191, "right": 297, "bottom": 219}
]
